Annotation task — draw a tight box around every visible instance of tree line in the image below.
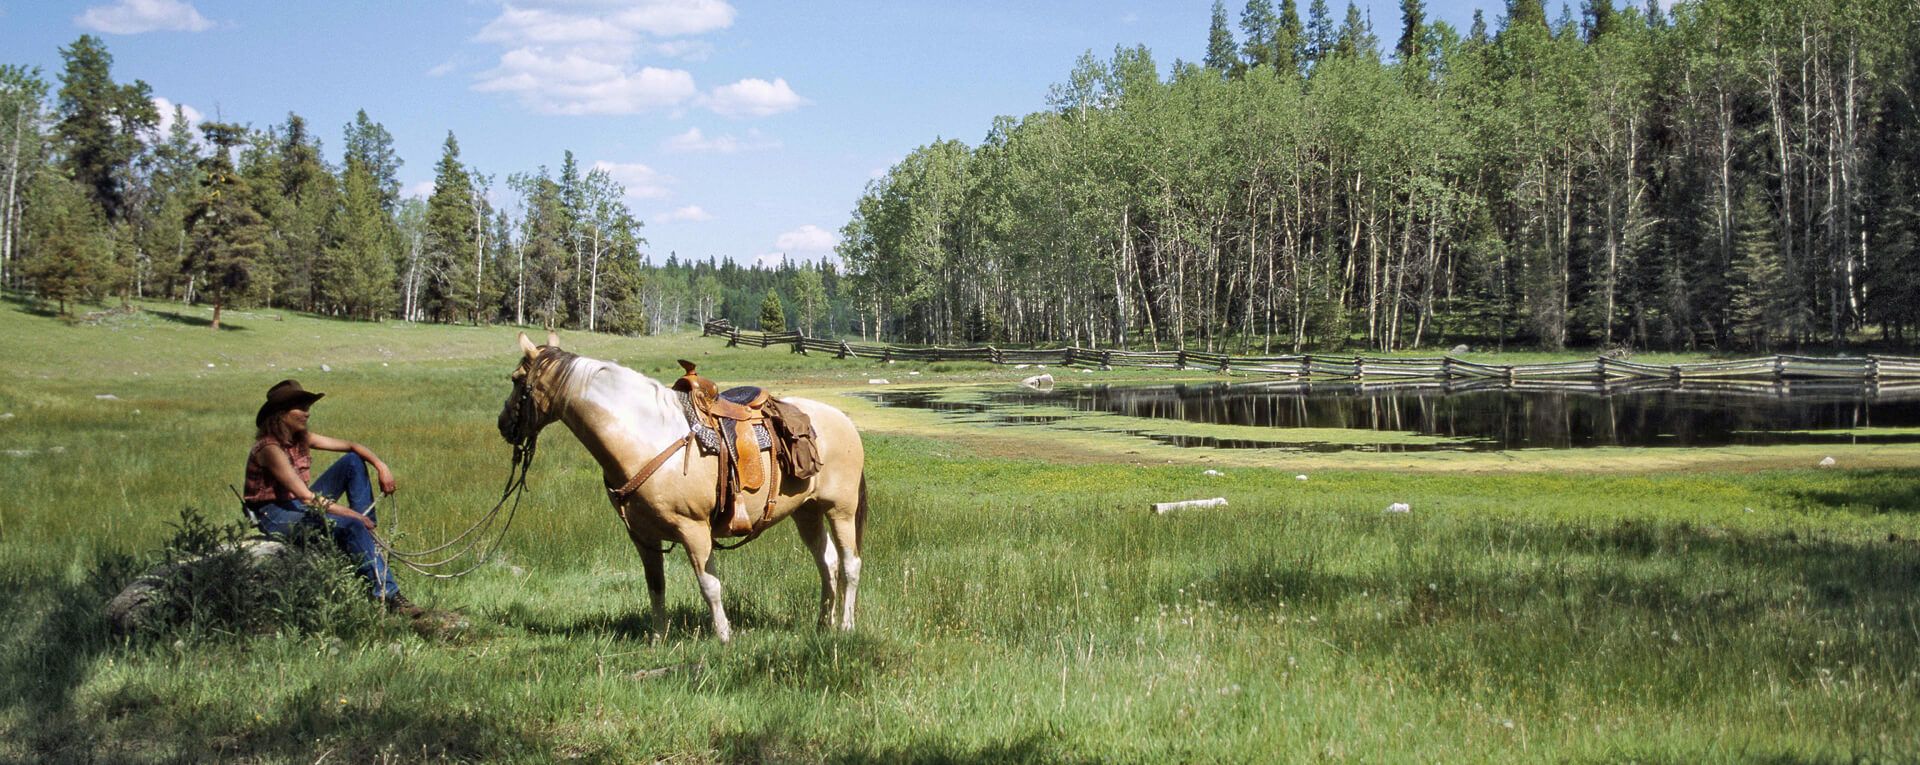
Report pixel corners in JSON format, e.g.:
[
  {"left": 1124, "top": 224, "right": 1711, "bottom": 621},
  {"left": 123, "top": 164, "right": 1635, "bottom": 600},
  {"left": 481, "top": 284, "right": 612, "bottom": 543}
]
[
  {"left": 837, "top": 0, "right": 1920, "bottom": 353},
  {"left": 0, "top": 35, "right": 847, "bottom": 333}
]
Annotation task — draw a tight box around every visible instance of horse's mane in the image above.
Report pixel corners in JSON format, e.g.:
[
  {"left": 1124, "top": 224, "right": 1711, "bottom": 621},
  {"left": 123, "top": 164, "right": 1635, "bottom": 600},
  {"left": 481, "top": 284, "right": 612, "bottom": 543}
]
[{"left": 535, "top": 347, "right": 681, "bottom": 428}]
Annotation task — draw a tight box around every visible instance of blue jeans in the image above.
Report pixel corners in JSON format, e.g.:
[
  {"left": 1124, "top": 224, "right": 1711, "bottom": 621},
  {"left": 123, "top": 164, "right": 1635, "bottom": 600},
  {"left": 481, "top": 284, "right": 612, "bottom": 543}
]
[{"left": 250, "top": 453, "right": 398, "bottom": 598}]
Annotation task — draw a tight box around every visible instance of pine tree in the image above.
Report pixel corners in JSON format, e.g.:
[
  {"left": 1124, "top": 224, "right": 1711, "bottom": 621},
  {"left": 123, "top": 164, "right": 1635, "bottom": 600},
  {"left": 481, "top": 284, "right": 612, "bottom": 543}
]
[
  {"left": 1396, "top": 0, "right": 1426, "bottom": 64},
  {"left": 422, "top": 131, "right": 475, "bottom": 323},
  {"left": 52, "top": 36, "right": 156, "bottom": 223},
  {"left": 20, "top": 170, "right": 111, "bottom": 314},
  {"left": 1205, "top": 1, "right": 1241, "bottom": 74},
  {"left": 319, "top": 161, "right": 397, "bottom": 320},
  {"left": 1729, "top": 187, "right": 1788, "bottom": 350},
  {"left": 758, "top": 288, "right": 786, "bottom": 333},
  {"left": 183, "top": 122, "right": 268, "bottom": 330},
  {"left": 1239, "top": 0, "right": 1279, "bottom": 70}
]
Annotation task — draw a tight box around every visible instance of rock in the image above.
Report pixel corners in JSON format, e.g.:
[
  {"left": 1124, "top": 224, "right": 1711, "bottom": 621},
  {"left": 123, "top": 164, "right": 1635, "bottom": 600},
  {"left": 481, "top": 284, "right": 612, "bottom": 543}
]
[
  {"left": 95, "top": 394, "right": 120, "bottom": 401},
  {"left": 1081, "top": 369, "right": 1094, "bottom": 374},
  {"left": 1202, "top": 469, "right": 1224, "bottom": 477},
  {"left": 867, "top": 379, "right": 890, "bottom": 385},
  {"left": 1021, "top": 374, "right": 1054, "bottom": 390},
  {"left": 1449, "top": 344, "right": 1470, "bottom": 354},
  {"left": 909, "top": 371, "right": 921, "bottom": 375},
  {"left": 320, "top": 364, "right": 332, "bottom": 372},
  {"left": 106, "top": 539, "right": 290, "bottom": 635},
  {"left": 1015, "top": 364, "right": 1030, "bottom": 370},
  {"left": 1818, "top": 456, "right": 1837, "bottom": 468},
  {"left": 0, "top": 412, "right": 13, "bottom": 419},
  {"left": 1295, "top": 474, "right": 1308, "bottom": 481},
  {"left": 1385, "top": 502, "right": 1411, "bottom": 514}
]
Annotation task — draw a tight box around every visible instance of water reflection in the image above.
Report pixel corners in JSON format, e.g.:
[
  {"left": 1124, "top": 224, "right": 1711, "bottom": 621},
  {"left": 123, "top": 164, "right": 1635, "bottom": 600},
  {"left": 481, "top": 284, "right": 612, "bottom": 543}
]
[{"left": 861, "top": 379, "right": 1920, "bottom": 451}]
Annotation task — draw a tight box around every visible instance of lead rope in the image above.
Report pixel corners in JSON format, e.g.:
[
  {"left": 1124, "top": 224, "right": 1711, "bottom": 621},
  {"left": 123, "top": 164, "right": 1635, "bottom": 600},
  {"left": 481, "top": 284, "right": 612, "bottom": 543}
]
[{"left": 369, "top": 386, "right": 543, "bottom": 578}]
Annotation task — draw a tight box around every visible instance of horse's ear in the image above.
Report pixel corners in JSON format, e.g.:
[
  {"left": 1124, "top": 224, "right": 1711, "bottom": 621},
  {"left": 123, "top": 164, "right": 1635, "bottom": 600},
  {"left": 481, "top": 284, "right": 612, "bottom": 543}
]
[
  {"left": 518, "top": 331, "right": 538, "bottom": 360},
  {"left": 547, "top": 330, "right": 561, "bottom": 349}
]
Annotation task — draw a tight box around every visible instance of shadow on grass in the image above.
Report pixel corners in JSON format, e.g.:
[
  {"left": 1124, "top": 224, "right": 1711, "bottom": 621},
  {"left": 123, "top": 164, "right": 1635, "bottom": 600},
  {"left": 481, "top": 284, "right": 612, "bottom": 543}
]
[
  {"left": 508, "top": 590, "right": 795, "bottom": 644},
  {"left": 1784, "top": 468, "right": 1920, "bottom": 517},
  {"left": 717, "top": 729, "right": 1096, "bottom": 765},
  {"left": 0, "top": 561, "right": 549, "bottom": 764},
  {"left": 143, "top": 307, "right": 247, "bottom": 332}
]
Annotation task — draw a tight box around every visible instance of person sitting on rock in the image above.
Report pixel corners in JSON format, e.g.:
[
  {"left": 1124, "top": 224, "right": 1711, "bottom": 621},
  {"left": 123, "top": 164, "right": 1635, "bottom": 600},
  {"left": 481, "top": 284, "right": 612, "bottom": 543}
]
[{"left": 241, "top": 379, "right": 422, "bottom": 617}]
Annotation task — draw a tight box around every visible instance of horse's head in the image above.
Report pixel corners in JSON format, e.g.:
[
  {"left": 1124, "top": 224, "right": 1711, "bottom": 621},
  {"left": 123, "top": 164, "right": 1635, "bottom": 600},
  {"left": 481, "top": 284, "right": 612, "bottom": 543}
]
[{"left": 499, "top": 330, "right": 568, "bottom": 445}]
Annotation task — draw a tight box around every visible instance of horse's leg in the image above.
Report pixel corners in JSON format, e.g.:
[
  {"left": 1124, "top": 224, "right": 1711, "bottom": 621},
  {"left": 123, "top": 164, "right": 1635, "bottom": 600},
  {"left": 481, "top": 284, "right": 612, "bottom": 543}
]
[
  {"left": 792, "top": 508, "right": 839, "bottom": 629},
  {"left": 680, "top": 528, "right": 732, "bottom": 643},
  {"left": 826, "top": 505, "right": 862, "bottom": 631},
  {"left": 620, "top": 523, "right": 670, "bottom": 639}
]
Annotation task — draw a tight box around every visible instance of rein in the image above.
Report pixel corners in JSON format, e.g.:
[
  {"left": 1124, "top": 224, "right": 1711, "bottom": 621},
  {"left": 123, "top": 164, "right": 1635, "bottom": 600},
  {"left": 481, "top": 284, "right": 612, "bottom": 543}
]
[{"left": 370, "top": 372, "right": 543, "bottom": 579}]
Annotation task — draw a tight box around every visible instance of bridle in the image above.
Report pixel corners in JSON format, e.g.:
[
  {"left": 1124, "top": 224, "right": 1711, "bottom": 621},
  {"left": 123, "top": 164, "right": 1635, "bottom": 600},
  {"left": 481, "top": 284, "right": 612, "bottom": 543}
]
[{"left": 368, "top": 356, "right": 548, "bottom": 579}]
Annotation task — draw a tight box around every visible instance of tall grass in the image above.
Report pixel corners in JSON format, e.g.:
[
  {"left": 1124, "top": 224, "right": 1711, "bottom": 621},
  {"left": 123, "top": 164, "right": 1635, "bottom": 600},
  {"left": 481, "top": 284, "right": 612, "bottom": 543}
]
[{"left": 2, "top": 298, "right": 1917, "bottom": 762}]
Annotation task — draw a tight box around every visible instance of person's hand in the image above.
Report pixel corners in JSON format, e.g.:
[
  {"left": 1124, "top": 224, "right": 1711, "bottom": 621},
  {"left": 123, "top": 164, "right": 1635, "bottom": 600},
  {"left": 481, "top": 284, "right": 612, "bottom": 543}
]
[
  {"left": 330, "top": 508, "right": 375, "bottom": 531},
  {"left": 376, "top": 465, "right": 397, "bottom": 496}
]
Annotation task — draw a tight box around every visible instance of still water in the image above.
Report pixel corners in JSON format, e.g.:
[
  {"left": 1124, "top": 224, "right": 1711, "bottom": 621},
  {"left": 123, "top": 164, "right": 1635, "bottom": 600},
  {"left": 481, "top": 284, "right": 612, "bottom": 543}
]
[{"left": 861, "top": 380, "right": 1920, "bottom": 452}]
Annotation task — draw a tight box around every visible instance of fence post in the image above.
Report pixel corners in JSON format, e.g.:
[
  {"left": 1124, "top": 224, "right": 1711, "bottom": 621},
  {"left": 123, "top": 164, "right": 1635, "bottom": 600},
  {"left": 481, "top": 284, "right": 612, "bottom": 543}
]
[
  {"left": 1441, "top": 357, "right": 1453, "bottom": 380},
  {"left": 1175, "top": 349, "right": 1187, "bottom": 370},
  {"left": 1300, "top": 356, "right": 1311, "bottom": 378},
  {"left": 882, "top": 347, "right": 892, "bottom": 363},
  {"left": 728, "top": 329, "right": 740, "bottom": 347},
  {"left": 1596, "top": 357, "right": 1607, "bottom": 383},
  {"left": 838, "top": 341, "right": 852, "bottom": 359},
  {"left": 1355, "top": 358, "right": 1365, "bottom": 379},
  {"left": 792, "top": 332, "right": 807, "bottom": 354},
  {"left": 990, "top": 346, "right": 1003, "bottom": 365},
  {"left": 1773, "top": 355, "right": 1785, "bottom": 381},
  {"left": 1869, "top": 356, "right": 1881, "bottom": 381},
  {"left": 1218, "top": 354, "right": 1230, "bottom": 373},
  {"left": 1102, "top": 349, "right": 1113, "bottom": 368},
  {"left": 1063, "top": 347, "right": 1076, "bottom": 366}
]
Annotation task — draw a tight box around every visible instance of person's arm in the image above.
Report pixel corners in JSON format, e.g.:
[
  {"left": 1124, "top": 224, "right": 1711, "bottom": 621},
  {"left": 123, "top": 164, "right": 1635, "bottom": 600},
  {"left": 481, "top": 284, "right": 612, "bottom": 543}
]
[
  {"left": 308, "top": 432, "right": 397, "bottom": 495},
  {"left": 260, "top": 442, "right": 374, "bottom": 529}
]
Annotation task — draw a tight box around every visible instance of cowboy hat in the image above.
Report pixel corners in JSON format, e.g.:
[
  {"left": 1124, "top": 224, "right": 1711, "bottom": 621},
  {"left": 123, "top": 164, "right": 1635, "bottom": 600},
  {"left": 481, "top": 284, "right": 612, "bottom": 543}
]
[{"left": 255, "top": 379, "right": 324, "bottom": 428}]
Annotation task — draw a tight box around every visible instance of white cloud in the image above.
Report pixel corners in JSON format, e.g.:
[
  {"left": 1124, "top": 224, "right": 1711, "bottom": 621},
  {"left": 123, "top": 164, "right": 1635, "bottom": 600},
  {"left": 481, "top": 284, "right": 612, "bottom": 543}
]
[
  {"left": 426, "top": 60, "right": 458, "bottom": 78},
  {"left": 703, "top": 77, "right": 807, "bottom": 118},
  {"left": 76, "top": 0, "right": 213, "bottom": 34},
  {"left": 475, "top": 49, "right": 696, "bottom": 115},
  {"left": 662, "top": 127, "right": 779, "bottom": 154},
  {"left": 774, "top": 224, "right": 837, "bottom": 255},
  {"left": 149, "top": 97, "right": 203, "bottom": 139},
  {"left": 472, "top": 0, "right": 736, "bottom": 116},
  {"left": 403, "top": 181, "right": 435, "bottom": 200},
  {"left": 592, "top": 160, "right": 672, "bottom": 200},
  {"left": 653, "top": 205, "right": 713, "bottom": 223},
  {"left": 613, "top": 0, "right": 735, "bottom": 37}
]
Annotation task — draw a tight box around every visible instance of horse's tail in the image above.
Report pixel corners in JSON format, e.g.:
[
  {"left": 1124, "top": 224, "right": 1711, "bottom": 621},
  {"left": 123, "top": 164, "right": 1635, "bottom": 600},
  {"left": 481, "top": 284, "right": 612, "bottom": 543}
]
[{"left": 856, "top": 472, "right": 868, "bottom": 552}]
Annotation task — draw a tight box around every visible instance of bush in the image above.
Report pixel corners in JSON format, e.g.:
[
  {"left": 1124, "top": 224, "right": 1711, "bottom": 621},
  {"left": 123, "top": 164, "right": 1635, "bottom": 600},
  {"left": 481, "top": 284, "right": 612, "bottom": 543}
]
[{"left": 109, "top": 507, "right": 379, "bottom": 642}]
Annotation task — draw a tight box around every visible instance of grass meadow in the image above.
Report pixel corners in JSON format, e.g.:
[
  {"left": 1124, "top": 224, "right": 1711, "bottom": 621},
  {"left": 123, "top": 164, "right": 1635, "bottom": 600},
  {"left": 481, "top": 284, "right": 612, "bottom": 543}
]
[{"left": 2, "top": 297, "right": 1918, "bottom": 763}]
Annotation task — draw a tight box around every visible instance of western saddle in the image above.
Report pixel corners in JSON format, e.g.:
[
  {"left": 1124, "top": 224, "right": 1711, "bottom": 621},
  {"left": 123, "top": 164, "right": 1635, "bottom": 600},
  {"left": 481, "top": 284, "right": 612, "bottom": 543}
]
[{"left": 607, "top": 360, "right": 815, "bottom": 537}]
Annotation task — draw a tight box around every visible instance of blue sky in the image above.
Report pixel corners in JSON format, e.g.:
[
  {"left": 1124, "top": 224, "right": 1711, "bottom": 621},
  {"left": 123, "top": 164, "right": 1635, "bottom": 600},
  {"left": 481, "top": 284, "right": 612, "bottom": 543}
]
[{"left": 0, "top": 0, "right": 1506, "bottom": 266}]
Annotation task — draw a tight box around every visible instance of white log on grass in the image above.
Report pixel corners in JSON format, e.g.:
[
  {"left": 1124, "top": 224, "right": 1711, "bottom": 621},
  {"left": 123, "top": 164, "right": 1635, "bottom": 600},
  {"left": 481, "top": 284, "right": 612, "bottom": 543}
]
[{"left": 1152, "top": 497, "right": 1228, "bottom": 514}]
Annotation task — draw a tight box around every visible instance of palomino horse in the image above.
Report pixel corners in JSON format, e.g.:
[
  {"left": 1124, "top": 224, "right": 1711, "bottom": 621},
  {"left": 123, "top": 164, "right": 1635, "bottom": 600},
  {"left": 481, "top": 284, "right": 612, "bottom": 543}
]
[{"left": 498, "top": 331, "right": 866, "bottom": 642}]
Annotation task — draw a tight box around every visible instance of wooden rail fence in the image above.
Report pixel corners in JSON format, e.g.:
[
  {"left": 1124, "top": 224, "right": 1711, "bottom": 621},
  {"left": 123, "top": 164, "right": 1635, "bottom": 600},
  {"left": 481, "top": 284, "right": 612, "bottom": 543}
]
[{"left": 703, "top": 320, "right": 1920, "bottom": 384}]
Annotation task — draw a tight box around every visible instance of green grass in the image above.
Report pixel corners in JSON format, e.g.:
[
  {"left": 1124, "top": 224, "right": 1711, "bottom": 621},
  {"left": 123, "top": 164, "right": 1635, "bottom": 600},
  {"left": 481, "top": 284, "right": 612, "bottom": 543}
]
[{"left": 3, "top": 297, "right": 1918, "bottom": 763}]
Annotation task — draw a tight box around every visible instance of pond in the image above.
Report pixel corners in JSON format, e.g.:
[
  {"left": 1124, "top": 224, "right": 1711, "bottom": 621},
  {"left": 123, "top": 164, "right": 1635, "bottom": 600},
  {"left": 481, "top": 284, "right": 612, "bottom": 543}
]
[{"left": 859, "top": 379, "right": 1920, "bottom": 452}]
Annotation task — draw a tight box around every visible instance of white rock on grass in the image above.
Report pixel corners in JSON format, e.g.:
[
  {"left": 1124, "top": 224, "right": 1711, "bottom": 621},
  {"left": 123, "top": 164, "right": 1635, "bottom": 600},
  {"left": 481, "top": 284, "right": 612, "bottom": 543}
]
[
  {"left": 321, "top": 364, "right": 332, "bottom": 372},
  {"left": 1818, "top": 456, "right": 1837, "bottom": 468},
  {"left": 1015, "top": 364, "right": 1030, "bottom": 370},
  {"left": 1385, "top": 502, "right": 1411, "bottom": 514},
  {"left": 868, "top": 379, "right": 890, "bottom": 385},
  {"left": 1295, "top": 474, "right": 1308, "bottom": 481},
  {"left": 1202, "top": 469, "right": 1225, "bottom": 477},
  {"left": 95, "top": 394, "right": 119, "bottom": 401},
  {"left": 909, "top": 371, "right": 921, "bottom": 375},
  {"left": 1021, "top": 373, "right": 1054, "bottom": 390}
]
